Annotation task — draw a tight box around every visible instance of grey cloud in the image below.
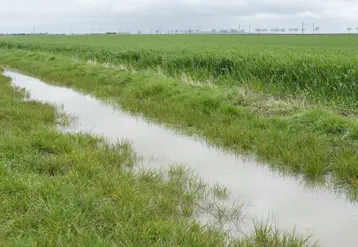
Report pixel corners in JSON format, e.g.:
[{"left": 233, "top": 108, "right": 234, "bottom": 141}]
[
  {"left": 99, "top": 0, "right": 358, "bottom": 17},
  {"left": 0, "top": 0, "right": 358, "bottom": 33}
]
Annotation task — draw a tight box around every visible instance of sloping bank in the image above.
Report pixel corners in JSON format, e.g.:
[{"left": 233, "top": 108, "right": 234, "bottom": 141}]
[
  {"left": 0, "top": 68, "right": 311, "bottom": 245},
  {"left": 1, "top": 49, "right": 358, "bottom": 196}
]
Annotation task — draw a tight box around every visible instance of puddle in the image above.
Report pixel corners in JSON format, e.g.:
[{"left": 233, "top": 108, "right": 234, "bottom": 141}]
[{"left": 5, "top": 70, "right": 358, "bottom": 247}]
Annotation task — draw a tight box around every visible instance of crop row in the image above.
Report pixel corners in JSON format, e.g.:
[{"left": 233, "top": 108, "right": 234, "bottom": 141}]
[{"left": 1, "top": 41, "right": 357, "bottom": 107}]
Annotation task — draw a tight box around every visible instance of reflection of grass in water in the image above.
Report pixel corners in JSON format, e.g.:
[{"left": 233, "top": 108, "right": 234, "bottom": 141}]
[
  {"left": 158, "top": 166, "right": 317, "bottom": 246},
  {"left": 57, "top": 109, "right": 76, "bottom": 127},
  {"left": 243, "top": 219, "right": 317, "bottom": 247}
]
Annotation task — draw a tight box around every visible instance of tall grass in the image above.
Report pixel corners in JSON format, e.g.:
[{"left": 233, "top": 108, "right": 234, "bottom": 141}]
[{"left": 1, "top": 35, "right": 358, "bottom": 106}]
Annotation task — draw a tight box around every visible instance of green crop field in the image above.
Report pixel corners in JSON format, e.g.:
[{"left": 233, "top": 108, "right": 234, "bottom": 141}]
[
  {"left": 1, "top": 34, "right": 358, "bottom": 246},
  {"left": 1, "top": 34, "right": 358, "bottom": 106}
]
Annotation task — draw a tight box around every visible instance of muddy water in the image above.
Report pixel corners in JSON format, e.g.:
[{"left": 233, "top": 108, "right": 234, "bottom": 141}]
[{"left": 5, "top": 70, "right": 358, "bottom": 247}]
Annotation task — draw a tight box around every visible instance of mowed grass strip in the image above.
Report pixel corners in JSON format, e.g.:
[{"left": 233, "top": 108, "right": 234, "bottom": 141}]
[
  {"left": 0, "top": 66, "right": 313, "bottom": 246},
  {"left": 1, "top": 50, "right": 357, "bottom": 197}
]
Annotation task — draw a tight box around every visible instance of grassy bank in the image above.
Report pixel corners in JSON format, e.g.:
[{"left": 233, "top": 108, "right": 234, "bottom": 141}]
[
  {"left": 0, "top": 68, "right": 221, "bottom": 246},
  {"left": 0, "top": 63, "right": 313, "bottom": 246},
  {"left": 1, "top": 35, "right": 358, "bottom": 106},
  {"left": 1, "top": 49, "right": 357, "bottom": 198}
]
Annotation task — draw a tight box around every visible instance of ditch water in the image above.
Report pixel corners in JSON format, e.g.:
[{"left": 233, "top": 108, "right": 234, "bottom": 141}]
[{"left": 5, "top": 70, "right": 358, "bottom": 247}]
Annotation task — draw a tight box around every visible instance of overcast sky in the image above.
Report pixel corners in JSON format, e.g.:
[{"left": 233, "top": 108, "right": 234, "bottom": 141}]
[{"left": 1, "top": 0, "right": 358, "bottom": 34}]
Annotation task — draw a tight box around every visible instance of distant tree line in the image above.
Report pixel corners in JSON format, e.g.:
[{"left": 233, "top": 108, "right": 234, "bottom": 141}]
[
  {"left": 0, "top": 32, "right": 132, "bottom": 36},
  {"left": 346, "top": 27, "right": 358, "bottom": 33},
  {"left": 0, "top": 33, "right": 58, "bottom": 36},
  {"left": 13, "top": 25, "right": 358, "bottom": 36}
]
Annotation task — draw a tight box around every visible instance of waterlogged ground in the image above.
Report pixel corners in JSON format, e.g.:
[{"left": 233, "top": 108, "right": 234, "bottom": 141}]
[{"left": 5, "top": 70, "right": 358, "bottom": 247}]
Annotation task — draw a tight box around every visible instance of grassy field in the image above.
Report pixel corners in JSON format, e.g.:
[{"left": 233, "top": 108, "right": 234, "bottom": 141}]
[
  {"left": 0, "top": 67, "right": 315, "bottom": 246},
  {"left": 1, "top": 35, "right": 358, "bottom": 106}
]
